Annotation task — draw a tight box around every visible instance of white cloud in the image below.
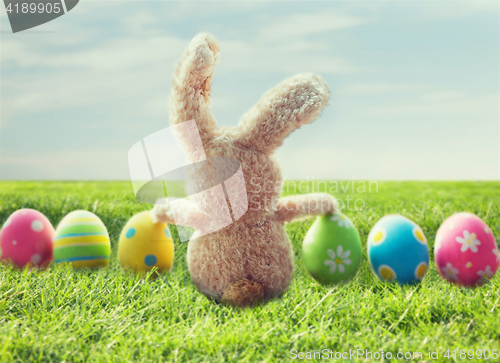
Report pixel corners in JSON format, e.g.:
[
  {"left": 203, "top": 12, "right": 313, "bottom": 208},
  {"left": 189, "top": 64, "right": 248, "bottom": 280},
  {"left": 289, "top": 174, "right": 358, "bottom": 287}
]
[
  {"left": 0, "top": 148, "right": 129, "bottom": 179},
  {"left": 340, "top": 0, "right": 499, "bottom": 22},
  {"left": 1, "top": 65, "right": 171, "bottom": 123},
  {"left": 338, "top": 82, "right": 426, "bottom": 95},
  {"left": 1, "top": 34, "right": 187, "bottom": 123},
  {"left": 143, "top": 92, "right": 170, "bottom": 118},
  {"left": 420, "top": 0, "right": 499, "bottom": 20},
  {"left": 419, "top": 90, "right": 466, "bottom": 102},
  {"left": 369, "top": 92, "right": 498, "bottom": 118},
  {"left": 258, "top": 10, "right": 366, "bottom": 41},
  {"left": 218, "top": 39, "right": 359, "bottom": 75},
  {"left": 337, "top": 83, "right": 497, "bottom": 119},
  {"left": 122, "top": 11, "right": 160, "bottom": 35},
  {"left": 279, "top": 144, "right": 500, "bottom": 180},
  {"left": 2, "top": 35, "right": 185, "bottom": 72}
]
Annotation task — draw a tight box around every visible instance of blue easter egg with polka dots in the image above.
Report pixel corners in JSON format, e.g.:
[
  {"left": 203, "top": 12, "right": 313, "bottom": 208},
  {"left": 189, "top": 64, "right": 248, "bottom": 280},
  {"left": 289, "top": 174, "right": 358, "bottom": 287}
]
[{"left": 368, "top": 215, "right": 429, "bottom": 285}]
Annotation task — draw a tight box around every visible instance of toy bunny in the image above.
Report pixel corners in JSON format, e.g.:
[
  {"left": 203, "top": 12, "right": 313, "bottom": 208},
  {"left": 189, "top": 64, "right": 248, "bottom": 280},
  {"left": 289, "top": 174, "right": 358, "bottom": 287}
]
[{"left": 152, "top": 33, "right": 337, "bottom": 307}]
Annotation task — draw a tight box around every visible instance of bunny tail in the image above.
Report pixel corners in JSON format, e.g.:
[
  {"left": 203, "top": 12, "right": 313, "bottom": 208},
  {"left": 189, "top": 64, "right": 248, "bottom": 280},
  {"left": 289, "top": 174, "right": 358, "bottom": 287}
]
[{"left": 221, "top": 278, "right": 264, "bottom": 308}]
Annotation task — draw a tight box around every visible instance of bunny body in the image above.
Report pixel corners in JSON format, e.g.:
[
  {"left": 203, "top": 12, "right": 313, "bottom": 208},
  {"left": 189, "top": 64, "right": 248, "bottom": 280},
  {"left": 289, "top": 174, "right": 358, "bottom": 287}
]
[{"left": 153, "top": 33, "right": 336, "bottom": 307}]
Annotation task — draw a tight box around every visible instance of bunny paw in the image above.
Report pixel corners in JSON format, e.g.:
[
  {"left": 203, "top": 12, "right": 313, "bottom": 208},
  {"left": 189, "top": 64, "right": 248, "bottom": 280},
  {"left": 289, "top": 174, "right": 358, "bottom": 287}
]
[{"left": 151, "top": 198, "right": 174, "bottom": 224}]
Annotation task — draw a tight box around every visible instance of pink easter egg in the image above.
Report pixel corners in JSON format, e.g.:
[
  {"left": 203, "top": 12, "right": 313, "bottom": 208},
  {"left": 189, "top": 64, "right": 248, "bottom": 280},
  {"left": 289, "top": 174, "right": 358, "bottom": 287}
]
[
  {"left": 435, "top": 212, "right": 498, "bottom": 287},
  {"left": 0, "top": 209, "right": 55, "bottom": 268}
]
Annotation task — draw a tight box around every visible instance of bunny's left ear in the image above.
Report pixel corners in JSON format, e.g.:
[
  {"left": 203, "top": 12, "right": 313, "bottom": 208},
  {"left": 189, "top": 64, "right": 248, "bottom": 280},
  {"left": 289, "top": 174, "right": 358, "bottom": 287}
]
[
  {"left": 235, "top": 73, "right": 330, "bottom": 154},
  {"left": 170, "top": 33, "right": 220, "bottom": 146}
]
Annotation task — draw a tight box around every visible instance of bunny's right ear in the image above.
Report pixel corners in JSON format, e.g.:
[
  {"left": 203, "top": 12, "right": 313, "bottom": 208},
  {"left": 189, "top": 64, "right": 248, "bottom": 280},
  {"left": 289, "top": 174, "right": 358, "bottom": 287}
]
[
  {"left": 170, "top": 33, "right": 220, "bottom": 147},
  {"left": 235, "top": 73, "right": 330, "bottom": 154}
]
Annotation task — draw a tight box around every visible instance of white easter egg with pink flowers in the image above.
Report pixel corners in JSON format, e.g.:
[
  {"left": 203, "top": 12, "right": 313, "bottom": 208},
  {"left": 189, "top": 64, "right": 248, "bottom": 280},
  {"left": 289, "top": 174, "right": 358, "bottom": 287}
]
[{"left": 435, "top": 212, "right": 498, "bottom": 287}]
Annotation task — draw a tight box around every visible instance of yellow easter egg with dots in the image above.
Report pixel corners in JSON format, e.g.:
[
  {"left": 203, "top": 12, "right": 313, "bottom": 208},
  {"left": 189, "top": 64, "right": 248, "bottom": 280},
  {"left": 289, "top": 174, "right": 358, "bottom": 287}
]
[{"left": 118, "top": 211, "right": 174, "bottom": 275}]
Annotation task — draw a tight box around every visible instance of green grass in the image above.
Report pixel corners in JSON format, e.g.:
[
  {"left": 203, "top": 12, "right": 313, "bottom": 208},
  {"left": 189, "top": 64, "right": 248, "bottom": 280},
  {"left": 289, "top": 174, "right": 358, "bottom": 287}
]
[{"left": 0, "top": 181, "right": 499, "bottom": 362}]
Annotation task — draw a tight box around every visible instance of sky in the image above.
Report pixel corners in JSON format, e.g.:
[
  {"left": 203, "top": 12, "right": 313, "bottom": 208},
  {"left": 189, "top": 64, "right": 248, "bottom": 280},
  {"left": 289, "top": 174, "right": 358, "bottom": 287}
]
[{"left": 0, "top": 0, "right": 499, "bottom": 180}]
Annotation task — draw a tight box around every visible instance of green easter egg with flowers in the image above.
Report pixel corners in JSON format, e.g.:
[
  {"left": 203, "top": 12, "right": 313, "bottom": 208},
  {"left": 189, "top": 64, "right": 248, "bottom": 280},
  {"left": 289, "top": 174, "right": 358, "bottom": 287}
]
[{"left": 302, "top": 213, "right": 362, "bottom": 285}]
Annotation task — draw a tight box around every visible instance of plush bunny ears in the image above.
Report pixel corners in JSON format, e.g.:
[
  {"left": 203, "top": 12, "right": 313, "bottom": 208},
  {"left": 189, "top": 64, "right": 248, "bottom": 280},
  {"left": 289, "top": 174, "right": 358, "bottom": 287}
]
[{"left": 169, "top": 33, "right": 331, "bottom": 154}]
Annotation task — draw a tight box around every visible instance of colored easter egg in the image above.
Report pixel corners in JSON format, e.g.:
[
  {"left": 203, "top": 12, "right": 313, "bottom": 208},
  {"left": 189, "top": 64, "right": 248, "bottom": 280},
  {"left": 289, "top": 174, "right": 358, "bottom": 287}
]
[
  {"left": 118, "top": 211, "right": 174, "bottom": 275},
  {"left": 302, "top": 213, "right": 362, "bottom": 285},
  {"left": 0, "top": 209, "right": 54, "bottom": 268},
  {"left": 368, "top": 215, "right": 429, "bottom": 284},
  {"left": 53, "top": 210, "right": 111, "bottom": 269},
  {"left": 435, "top": 212, "right": 498, "bottom": 287}
]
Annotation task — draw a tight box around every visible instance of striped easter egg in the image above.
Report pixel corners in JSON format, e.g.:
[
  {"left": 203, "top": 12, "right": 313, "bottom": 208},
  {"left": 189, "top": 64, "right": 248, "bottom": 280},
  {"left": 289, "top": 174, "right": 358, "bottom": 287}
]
[{"left": 54, "top": 210, "right": 111, "bottom": 269}]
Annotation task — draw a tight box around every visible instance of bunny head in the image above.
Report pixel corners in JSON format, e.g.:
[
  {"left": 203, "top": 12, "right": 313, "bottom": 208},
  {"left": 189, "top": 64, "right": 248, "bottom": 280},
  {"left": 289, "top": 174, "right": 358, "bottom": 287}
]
[{"left": 169, "top": 33, "right": 330, "bottom": 224}]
